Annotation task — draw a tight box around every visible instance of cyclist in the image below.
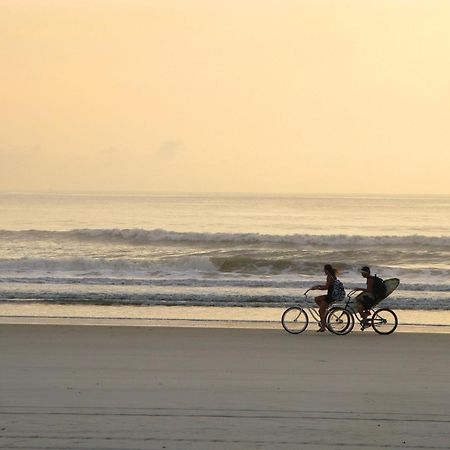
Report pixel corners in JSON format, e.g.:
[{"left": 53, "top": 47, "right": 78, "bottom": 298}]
[
  {"left": 355, "top": 266, "right": 387, "bottom": 328},
  {"left": 312, "top": 264, "right": 341, "bottom": 332}
]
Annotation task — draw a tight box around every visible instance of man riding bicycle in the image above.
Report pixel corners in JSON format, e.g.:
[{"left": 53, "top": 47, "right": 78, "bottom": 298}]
[{"left": 355, "top": 266, "right": 387, "bottom": 328}]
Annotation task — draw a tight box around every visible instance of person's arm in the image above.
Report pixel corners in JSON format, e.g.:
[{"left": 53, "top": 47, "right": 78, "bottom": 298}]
[
  {"left": 312, "top": 275, "right": 333, "bottom": 290},
  {"left": 358, "top": 277, "right": 374, "bottom": 293}
]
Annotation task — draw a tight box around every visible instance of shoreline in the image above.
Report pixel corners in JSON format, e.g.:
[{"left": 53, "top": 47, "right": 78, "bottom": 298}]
[{"left": 1, "top": 302, "right": 450, "bottom": 333}]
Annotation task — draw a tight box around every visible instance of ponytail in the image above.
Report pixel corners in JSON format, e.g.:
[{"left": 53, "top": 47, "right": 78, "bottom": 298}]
[{"left": 324, "top": 264, "right": 337, "bottom": 279}]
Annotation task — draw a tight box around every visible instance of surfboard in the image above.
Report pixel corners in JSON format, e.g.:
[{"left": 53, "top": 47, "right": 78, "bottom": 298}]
[
  {"left": 382, "top": 278, "right": 400, "bottom": 299},
  {"left": 355, "top": 277, "right": 400, "bottom": 302}
]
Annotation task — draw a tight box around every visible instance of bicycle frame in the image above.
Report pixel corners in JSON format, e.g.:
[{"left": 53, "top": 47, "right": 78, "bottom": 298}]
[
  {"left": 339, "top": 289, "right": 383, "bottom": 321},
  {"left": 327, "top": 289, "right": 399, "bottom": 334},
  {"left": 339, "top": 289, "right": 361, "bottom": 313},
  {"left": 281, "top": 288, "right": 331, "bottom": 334},
  {"left": 298, "top": 289, "right": 323, "bottom": 323}
]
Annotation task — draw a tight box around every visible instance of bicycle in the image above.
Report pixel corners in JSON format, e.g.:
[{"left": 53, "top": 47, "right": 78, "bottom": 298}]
[
  {"left": 281, "top": 289, "right": 350, "bottom": 334},
  {"left": 326, "top": 289, "right": 398, "bottom": 335}
]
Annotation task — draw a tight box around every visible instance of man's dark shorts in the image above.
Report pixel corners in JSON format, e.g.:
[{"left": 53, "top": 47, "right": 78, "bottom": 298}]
[{"left": 358, "top": 294, "right": 378, "bottom": 309}]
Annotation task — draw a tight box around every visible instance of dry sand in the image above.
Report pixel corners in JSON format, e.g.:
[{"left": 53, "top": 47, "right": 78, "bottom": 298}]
[{"left": 1, "top": 324, "right": 449, "bottom": 449}]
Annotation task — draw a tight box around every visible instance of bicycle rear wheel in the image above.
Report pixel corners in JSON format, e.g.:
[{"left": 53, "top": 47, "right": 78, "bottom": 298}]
[
  {"left": 371, "top": 308, "right": 398, "bottom": 335},
  {"left": 326, "top": 307, "right": 354, "bottom": 335},
  {"left": 281, "top": 307, "right": 309, "bottom": 334}
]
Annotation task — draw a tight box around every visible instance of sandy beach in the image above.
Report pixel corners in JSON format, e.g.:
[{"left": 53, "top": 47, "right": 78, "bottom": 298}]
[
  {"left": 1, "top": 323, "right": 449, "bottom": 449},
  {"left": 1, "top": 303, "right": 450, "bottom": 333},
  {"left": 2, "top": 0, "right": 450, "bottom": 447}
]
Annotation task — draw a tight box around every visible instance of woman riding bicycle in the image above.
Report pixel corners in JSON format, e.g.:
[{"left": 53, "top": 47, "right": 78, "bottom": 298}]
[{"left": 312, "top": 264, "right": 341, "bottom": 332}]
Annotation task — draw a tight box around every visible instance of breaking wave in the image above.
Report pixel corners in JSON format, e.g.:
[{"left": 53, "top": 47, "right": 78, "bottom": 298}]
[
  {"left": 1, "top": 228, "right": 449, "bottom": 310},
  {"left": 1, "top": 228, "right": 450, "bottom": 249}
]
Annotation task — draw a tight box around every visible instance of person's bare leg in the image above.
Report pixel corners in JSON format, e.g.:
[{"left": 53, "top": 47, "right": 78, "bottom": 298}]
[
  {"left": 319, "top": 302, "right": 328, "bottom": 331},
  {"left": 315, "top": 296, "right": 327, "bottom": 331}
]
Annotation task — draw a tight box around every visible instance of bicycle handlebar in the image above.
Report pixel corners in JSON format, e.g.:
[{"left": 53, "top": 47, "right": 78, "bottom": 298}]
[{"left": 347, "top": 289, "right": 360, "bottom": 297}]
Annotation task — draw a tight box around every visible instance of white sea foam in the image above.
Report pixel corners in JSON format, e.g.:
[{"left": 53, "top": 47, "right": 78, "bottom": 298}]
[
  {"left": 0, "top": 253, "right": 448, "bottom": 279},
  {"left": 0, "top": 275, "right": 449, "bottom": 294},
  {"left": 1, "top": 286, "right": 448, "bottom": 310},
  {"left": 2, "top": 228, "right": 450, "bottom": 248},
  {"left": 0, "top": 255, "right": 217, "bottom": 275}
]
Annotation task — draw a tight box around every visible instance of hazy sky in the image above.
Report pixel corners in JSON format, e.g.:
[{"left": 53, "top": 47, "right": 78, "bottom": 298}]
[{"left": 1, "top": 0, "right": 449, "bottom": 194}]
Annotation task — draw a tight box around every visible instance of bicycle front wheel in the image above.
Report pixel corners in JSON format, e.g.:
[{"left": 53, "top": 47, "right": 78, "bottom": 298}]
[
  {"left": 281, "top": 307, "right": 309, "bottom": 334},
  {"left": 326, "top": 307, "right": 354, "bottom": 335},
  {"left": 372, "top": 308, "right": 398, "bottom": 335}
]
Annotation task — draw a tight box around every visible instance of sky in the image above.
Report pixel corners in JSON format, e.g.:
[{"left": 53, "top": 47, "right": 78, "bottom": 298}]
[{"left": 1, "top": 0, "right": 449, "bottom": 195}]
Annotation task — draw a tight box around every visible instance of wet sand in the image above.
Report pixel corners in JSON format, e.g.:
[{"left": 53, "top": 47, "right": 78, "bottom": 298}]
[
  {"left": 1, "top": 303, "right": 450, "bottom": 332},
  {"left": 1, "top": 324, "right": 449, "bottom": 449}
]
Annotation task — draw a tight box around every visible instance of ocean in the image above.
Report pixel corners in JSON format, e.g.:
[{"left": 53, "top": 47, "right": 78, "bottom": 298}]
[{"left": 0, "top": 193, "right": 449, "bottom": 311}]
